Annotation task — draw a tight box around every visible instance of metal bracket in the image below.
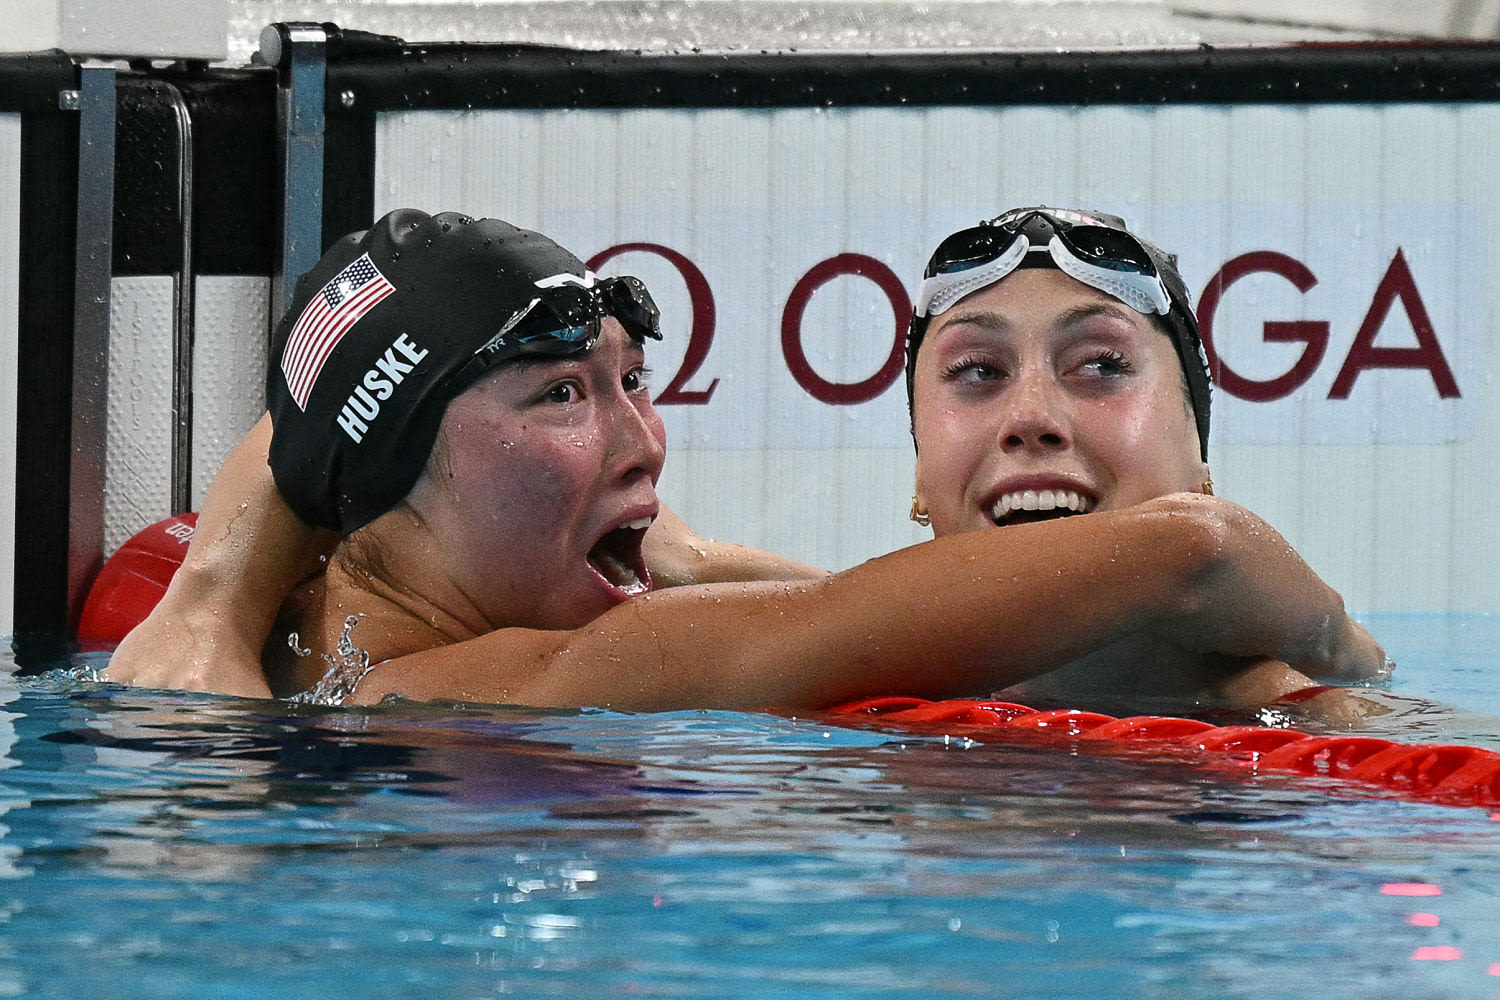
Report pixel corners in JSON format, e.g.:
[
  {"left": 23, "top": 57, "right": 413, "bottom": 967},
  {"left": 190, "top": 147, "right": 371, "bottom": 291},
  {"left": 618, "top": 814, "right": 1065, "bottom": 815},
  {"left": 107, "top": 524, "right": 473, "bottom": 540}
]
[
  {"left": 261, "top": 22, "right": 327, "bottom": 320},
  {"left": 158, "top": 81, "right": 196, "bottom": 516}
]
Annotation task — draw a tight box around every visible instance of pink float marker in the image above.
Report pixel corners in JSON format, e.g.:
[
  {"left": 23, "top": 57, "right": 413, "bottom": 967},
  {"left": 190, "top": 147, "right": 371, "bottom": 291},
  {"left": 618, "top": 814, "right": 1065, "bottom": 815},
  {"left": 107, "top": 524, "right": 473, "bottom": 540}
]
[{"left": 1381, "top": 882, "right": 1443, "bottom": 897}]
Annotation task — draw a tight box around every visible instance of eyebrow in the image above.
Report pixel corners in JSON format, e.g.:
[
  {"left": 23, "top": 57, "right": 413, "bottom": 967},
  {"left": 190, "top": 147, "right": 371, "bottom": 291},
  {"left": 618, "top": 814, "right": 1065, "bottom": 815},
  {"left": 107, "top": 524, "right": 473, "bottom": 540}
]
[
  {"left": 932, "top": 299, "right": 1143, "bottom": 341},
  {"left": 930, "top": 308, "right": 1012, "bottom": 338},
  {"left": 1052, "top": 301, "right": 1144, "bottom": 331}
]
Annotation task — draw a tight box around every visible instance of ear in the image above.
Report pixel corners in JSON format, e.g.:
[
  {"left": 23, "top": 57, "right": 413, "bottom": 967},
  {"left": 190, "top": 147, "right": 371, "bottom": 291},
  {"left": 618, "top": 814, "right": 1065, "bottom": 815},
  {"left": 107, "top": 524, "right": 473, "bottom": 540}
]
[
  {"left": 909, "top": 461, "right": 932, "bottom": 526},
  {"left": 1196, "top": 459, "right": 1214, "bottom": 496}
]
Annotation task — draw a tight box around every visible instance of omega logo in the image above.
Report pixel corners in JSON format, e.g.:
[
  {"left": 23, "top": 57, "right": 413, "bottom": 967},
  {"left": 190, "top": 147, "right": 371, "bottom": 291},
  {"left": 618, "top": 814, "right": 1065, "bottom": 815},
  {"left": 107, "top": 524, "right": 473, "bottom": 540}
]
[{"left": 589, "top": 243, "right": 1460, "bottom": 408}]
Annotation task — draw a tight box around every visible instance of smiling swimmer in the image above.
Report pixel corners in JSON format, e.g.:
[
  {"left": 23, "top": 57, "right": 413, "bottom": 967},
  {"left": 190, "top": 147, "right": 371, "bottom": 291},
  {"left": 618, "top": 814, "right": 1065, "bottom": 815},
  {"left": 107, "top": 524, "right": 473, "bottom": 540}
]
[{"left": 903, "top": 207, "right": 1387, "bottom": 717}]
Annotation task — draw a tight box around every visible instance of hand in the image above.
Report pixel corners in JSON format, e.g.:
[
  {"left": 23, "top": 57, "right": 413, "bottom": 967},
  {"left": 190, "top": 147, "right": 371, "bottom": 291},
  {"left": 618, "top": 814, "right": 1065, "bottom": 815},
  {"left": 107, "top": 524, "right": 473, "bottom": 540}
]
[
  {"left": 1282, "top": 687, "right": 1391, "bottom": 729},
  {"left": 105, "top": 587, "right": 273, "bottom": 698},
  {"left": 1314, "top": 616, "right": 1392, "bottom": 684},
  {"left": 1150, "top": 494, "right": 1389, "bottom": 683},
  {"left": 1209, "top": 655, "right": 1389, "bottom": 728}
]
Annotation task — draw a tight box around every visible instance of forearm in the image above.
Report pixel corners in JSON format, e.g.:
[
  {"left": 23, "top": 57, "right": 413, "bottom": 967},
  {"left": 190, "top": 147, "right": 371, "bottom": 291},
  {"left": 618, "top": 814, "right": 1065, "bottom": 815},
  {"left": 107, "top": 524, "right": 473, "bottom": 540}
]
[
  {"left": 358, "top": 494, "right": 1363, "bottom": 712},
  {"left": 178, "top": 415, "right": 331, "bottom": 616},
  {"left": 105, "top": 414, "right": 333, "bottom": 694}
]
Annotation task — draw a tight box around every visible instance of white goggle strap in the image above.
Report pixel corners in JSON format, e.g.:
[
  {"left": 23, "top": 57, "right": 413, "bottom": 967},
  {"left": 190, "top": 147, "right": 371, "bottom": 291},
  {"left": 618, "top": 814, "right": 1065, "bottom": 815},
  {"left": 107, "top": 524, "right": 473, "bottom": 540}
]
[
  {"left": 913, "top": 233, "right": 1029, "bottom": 318},
  {"left": 535, "top": 270, "right": 597, "bottom": 289},
  {"left": 1047, "top": 236, "right": 1171, "bottom": 316}
]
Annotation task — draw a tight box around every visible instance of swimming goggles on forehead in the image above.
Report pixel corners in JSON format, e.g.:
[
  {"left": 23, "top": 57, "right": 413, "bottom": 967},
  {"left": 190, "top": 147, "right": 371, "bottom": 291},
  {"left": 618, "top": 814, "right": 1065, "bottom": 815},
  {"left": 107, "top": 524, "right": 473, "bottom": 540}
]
[
  {"left": 914, "top": 210, "right": 1173, "bottom": 320},
  {"left": 454, "top": 273, "right": 662, "bottom": 386}
]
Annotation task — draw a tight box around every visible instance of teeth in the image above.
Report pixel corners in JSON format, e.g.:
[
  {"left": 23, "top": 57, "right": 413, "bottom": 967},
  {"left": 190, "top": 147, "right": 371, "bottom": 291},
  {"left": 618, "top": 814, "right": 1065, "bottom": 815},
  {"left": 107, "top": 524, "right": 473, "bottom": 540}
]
[
  {"left": 592, "top": 547, "right": 645, "bottom": 591},
  {"left": 990, "top": 489, "right": 1092, "bottom": 521},
  {"left": 623, "top": 516, "right": 655, "bottom": 530}
]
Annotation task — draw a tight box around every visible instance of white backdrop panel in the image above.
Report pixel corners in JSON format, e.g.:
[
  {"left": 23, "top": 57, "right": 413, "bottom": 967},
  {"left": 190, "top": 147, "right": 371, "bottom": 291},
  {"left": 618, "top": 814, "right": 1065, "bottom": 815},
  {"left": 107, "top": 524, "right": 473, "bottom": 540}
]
[
  {"left": 376, "top": 103, "right": 1499, "bottom": 612},
  {"left": 103, "top": 275, "right": 269, "bottom": 554},
  {"left": 105, "top": 275, "right": 175, "bottom": 556},
  {"left": 191, "top": 276, "right": 268, "bottom": 502}
]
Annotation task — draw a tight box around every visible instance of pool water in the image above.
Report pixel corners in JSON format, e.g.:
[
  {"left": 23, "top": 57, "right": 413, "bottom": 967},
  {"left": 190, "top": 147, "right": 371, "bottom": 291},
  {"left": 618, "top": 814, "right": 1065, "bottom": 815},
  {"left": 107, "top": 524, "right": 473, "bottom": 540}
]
[{"left": 2, "top": 614, "right": 1498, "bottom": 999}]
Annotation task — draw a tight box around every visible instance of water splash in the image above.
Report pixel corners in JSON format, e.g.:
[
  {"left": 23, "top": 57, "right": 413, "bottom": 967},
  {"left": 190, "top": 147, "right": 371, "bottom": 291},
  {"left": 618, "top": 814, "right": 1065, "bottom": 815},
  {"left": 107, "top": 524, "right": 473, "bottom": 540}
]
[{"left": 289, "top": 615, "right": 375, "bottom": 706}]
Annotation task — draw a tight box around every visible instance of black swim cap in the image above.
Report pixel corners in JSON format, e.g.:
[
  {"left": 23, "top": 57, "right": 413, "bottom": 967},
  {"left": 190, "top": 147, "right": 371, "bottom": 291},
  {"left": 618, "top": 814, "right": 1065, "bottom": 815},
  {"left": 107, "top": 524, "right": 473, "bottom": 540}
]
[
  {"left": 267, "top": 209, "right": 597, "bottom": 535},
  {"left": 905, "top": 207, "right": 1211, "bottom": 460}
]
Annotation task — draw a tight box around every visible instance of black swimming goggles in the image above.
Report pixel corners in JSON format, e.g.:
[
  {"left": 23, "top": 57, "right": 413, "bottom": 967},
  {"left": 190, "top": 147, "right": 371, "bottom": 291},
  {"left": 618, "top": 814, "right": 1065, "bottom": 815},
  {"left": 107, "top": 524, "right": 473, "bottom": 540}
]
[
  {"left": 455, "top": 274, "right": 662, "bottom": 386},
  {"left": 914, "top": 208, "right": 1173, "bottom": 320}
]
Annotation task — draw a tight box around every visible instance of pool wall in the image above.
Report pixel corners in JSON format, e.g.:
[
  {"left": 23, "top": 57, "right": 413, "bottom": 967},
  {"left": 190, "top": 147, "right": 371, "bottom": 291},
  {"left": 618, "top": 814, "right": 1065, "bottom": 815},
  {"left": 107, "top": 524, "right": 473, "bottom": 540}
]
[{"left": 4, "top": 31, "right": 1500, "bottom": 644}]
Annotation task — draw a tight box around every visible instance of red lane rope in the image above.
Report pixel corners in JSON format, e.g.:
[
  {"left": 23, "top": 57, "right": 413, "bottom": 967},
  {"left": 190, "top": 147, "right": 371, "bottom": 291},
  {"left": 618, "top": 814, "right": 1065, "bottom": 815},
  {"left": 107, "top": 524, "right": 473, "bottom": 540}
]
[{"left": 828, "top": 696, "right": 1500, "bottom": 811}]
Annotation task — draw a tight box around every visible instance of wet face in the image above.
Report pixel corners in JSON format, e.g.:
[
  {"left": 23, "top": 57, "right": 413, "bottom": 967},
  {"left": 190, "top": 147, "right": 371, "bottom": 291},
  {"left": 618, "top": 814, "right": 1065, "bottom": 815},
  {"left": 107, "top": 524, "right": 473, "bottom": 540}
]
[
  {"left": 911, "top": 268, "right": 1208, "bottom": 538},
  {"left": 406, "top": 318, "right": 667, "bottom": 630}
]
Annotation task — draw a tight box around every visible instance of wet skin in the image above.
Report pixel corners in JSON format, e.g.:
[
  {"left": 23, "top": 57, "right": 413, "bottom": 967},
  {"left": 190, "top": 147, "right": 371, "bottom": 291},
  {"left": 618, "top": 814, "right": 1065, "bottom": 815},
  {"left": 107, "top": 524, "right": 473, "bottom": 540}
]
[
  {"left": 909, "top": 269, "right": 1297, "bottom": 708},
  {"left": 268, "top": 319, "right": 667, "bottom": 693},
  {"left": 403, "top": 317, "right": 667, "bottom": 632},
  {"left": 111, "top": 259, "right": 1386, "bottom": 712},
  {"left": 912, "top": 268, "right": 1208, "bottom": 536}
]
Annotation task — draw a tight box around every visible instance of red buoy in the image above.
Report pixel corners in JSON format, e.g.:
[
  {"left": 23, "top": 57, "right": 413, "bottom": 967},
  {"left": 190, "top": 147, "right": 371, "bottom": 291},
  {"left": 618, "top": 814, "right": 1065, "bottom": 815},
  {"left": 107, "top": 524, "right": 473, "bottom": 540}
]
[{"left": 76, "top": 513, "right": 197, "bottom": 649}]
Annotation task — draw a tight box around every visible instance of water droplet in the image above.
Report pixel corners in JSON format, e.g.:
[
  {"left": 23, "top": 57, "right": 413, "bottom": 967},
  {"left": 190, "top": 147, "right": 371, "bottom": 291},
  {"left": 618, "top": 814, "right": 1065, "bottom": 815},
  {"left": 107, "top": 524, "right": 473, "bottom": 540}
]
[{"left": 289, "top": 615, "right": 375, "bottom": 706}]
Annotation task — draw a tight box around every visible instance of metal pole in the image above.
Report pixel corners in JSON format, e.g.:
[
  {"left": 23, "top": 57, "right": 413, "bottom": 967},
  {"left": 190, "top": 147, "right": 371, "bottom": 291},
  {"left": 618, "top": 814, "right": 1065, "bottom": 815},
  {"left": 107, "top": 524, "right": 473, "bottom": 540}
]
[
  {"left": 160, "top": 82, "right": 195, "bottom": 516},
  {"left": 66, "top": 62, "right": 116, "bottom": 630}
]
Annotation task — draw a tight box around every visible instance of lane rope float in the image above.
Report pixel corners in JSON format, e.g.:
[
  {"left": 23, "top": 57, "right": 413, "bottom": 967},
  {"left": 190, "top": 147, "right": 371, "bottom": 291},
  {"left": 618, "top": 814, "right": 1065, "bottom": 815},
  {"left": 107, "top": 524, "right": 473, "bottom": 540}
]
[{"left": 828, "top": 696, "right": 1500, "bottom": 812}]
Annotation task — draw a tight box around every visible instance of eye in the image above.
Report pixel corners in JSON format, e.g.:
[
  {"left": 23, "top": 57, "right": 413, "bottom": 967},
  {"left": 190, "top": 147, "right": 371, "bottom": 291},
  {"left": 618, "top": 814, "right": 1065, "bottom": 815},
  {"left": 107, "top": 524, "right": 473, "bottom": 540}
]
[
  {"left": 622, "top": 364, "right": 652, "bottom": 394},
  {"left": 1076, "top": 350, "right": 1135, "bottom": 378},
  {"left": 941, "top": 355, "right": 1003, "bottom": 384},
  {"left": 539, "top": 380, "right": 581, "bottom": 404}
]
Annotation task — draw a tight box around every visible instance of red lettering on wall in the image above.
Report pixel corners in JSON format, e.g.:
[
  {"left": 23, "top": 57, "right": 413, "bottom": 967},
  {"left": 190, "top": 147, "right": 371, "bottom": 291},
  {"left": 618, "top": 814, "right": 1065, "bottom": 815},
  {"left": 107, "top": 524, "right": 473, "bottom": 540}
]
[
  {"left": 1328, "top": 249, "right": 1460, "bottom": 399},
  {"left": 781, "top": 254, "right": 910, "bottom": 405},
  {"left": 589, "top": 242, "right": 720, "bottom": 405},
  {"left": 1196, "top": 251, "right": 1329, "bottom": 403}
]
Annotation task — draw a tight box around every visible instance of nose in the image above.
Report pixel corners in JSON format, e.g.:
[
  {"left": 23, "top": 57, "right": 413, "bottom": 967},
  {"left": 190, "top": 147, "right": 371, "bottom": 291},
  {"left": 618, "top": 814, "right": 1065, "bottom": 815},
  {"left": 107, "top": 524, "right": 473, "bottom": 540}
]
[
  {"left": 998, "top": 370, "right": 1071, "bottom": 454},
  {"left": 604, "top": 387, "right": 667, "bottom": 485}
]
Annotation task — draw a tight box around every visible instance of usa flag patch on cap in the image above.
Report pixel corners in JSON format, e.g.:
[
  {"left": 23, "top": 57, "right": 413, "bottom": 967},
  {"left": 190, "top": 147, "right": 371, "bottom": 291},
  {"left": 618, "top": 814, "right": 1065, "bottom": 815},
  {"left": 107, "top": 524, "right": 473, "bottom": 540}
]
[{"left": 279, "top": 253, "right": 396, "bottom": 411}]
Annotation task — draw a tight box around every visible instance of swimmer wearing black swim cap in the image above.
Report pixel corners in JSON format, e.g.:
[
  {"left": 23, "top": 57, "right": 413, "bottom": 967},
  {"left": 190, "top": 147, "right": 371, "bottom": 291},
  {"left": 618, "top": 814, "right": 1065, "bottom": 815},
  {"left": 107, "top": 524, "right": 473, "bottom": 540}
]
[{"left": 267, "top": 209, "right": 661, "bottom": 535}]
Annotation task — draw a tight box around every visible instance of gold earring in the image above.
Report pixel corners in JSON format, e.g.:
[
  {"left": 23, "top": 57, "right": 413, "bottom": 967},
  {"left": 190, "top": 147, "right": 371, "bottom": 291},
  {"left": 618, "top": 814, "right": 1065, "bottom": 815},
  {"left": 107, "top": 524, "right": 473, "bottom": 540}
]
[
  {"left": 1201, "top": 477, "right": 1215, "bottom": 496},
  {"left": 909, "top": 498, "right": 931, "bottom": 527}
]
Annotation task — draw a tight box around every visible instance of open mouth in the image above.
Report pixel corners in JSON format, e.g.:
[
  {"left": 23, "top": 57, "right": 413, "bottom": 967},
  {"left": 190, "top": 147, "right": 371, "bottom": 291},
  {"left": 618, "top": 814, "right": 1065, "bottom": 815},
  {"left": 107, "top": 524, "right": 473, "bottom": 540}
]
[
  {"left": 587, "top": 517, "right": 653, "bottom": 597},
  {"left": 990, "top": 489, "right": 1094, "bottom": 528}
]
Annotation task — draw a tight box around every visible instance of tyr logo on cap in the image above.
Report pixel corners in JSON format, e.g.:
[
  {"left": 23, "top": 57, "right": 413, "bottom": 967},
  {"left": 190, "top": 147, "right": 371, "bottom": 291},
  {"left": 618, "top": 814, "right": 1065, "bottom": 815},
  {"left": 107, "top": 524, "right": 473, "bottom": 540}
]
[{"left": 280, "top": 253, "right": 396, "bottom": 411}]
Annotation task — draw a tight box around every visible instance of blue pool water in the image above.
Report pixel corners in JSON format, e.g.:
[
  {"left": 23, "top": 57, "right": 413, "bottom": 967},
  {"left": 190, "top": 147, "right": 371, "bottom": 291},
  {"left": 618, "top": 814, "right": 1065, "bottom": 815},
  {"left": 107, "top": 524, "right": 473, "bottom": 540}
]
[{"left": 2, "top": 614, "right": 1499, "bottom": 999}]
